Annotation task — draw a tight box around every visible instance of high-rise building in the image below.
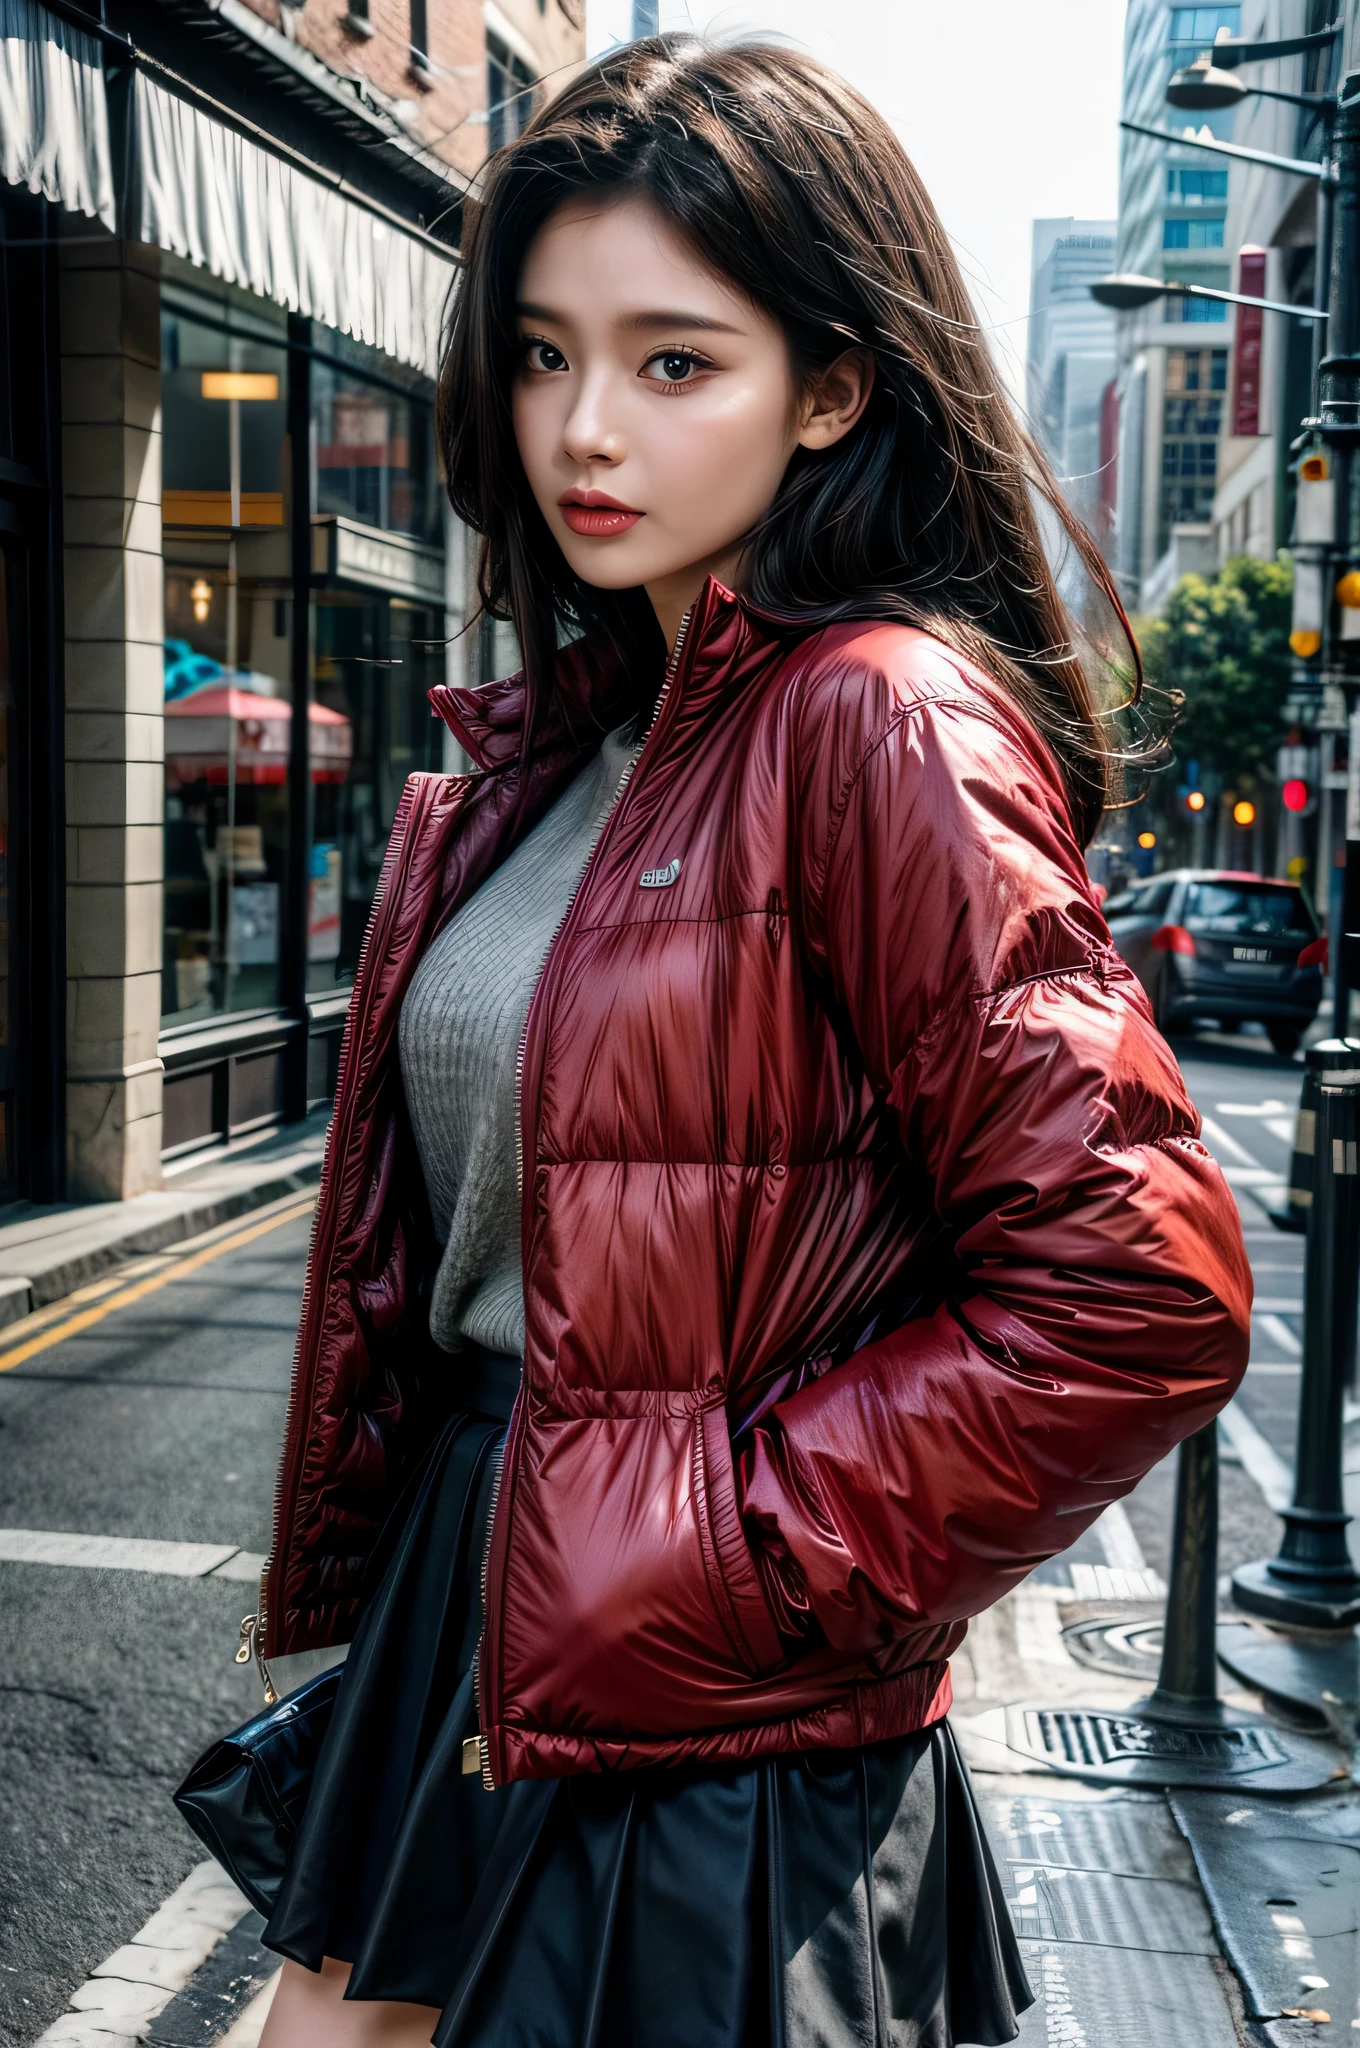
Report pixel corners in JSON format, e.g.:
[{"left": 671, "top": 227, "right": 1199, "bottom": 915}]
[
  {"left": 1111, "top": 2, "right": 1241, "bottom": 611},
  {"left": 1027, "top": 220, "right": 1118, "bottom": 550}
]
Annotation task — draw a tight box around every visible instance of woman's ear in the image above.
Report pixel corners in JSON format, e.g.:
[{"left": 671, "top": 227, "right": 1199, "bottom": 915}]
[{"left": 796, "top": 348, "right": 875, "bottom": 452}]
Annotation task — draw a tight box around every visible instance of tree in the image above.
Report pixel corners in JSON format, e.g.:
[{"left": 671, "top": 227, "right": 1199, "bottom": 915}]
[{"left": 1136, "top": 554, "right": 1294, "bottom": 784}]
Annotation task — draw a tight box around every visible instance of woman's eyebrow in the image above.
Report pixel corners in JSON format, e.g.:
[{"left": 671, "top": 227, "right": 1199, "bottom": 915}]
[{"left": 514, "top": 301, "right": 743, "bottom": 335}]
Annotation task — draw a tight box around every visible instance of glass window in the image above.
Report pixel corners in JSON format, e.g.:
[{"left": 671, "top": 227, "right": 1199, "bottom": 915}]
[
  {"left": 313, "top": 358, "right": 439, "bottom": 545},
  {"left": 1160, "top": 348, "right": 1227, "bottom": 541},
  {"left": 161, "top": 307, "right": 292, "bottom": 1027},
  {"left": 308, "top": 595, "right": 445, "bottom": 992},
  {"left": 1164, "top": 293, "right": 1229, "bottom": 322},
  {"left": 1167, "top": 5, "right": 1240, "bottom": 50},
  {"left": 1134, "top": 878, "right": 1176, "bottom": 917},
  {"left": 1166, "top": 167, "right": 1229, "bottom": 204},
  {"left": 1163, "top": 217, "right": 1225, "bottom": 249},
  {"left": 487, "top": 35, "right": 536, "bottom": 155},
  {"left": 0, "top": 541, "right": 13, "bottom": 1190},
  {"left": 1184, "top": 882, "right": 1314, "bottom": 937}
]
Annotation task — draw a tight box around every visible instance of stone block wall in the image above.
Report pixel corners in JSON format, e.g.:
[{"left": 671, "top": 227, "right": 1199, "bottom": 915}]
[{"left": 60, "top": 240, "right": 165, "bottom": 1200}]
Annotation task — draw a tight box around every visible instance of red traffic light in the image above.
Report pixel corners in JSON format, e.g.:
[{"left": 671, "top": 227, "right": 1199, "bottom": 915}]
[{"left": 1282, "top": 779, "right": 1309, "bottom": 813}]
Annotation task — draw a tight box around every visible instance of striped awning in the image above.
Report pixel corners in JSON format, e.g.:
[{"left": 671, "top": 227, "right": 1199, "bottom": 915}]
[
  {"left": 126, "top": 70, "right": 456, "bottom": 379},
  {"left": 0, "top": 0, "right": 114, "bottom": 226}
]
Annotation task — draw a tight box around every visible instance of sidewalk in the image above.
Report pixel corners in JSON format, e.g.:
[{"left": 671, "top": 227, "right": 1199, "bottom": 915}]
[{"left": 0, "top": 1112, "right": 330, "bottom": 1325}]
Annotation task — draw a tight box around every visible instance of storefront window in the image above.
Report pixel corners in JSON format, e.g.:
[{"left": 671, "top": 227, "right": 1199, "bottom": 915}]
[
  {"left": 0, "top": 542, "right": 12, "bottom": 1188},
  {"left": 161, "top": 297, "right": 293, "bottom": 1026},
  {"left": 313, "top": 345, "right": 439, "bottom": 544},
  {"left": 160, "top": 281, "right": 447, "bottom": 1036},
  {"left": 310, "top": 593, "right": 444, "bottom": 991}
]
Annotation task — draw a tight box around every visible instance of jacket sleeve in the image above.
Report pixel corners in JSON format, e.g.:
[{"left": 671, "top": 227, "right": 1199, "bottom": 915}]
[{"left": 737, "top": 662, "right": 1252, "bottom": 1655}]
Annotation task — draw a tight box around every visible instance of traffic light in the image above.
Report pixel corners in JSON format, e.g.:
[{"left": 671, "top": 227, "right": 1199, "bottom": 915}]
[
  {"left": 1283, "top": 779, "right": 1310, "bottom": 813},
  {"left": 1233, "top": 800, "right": 1256, "bottom": 827},
  {"left": 1186, "top": 790, "right": 1206, "bottom": 812},
  {"left": 1137, "top": 830, "right": 1156, "bottom": 849}
]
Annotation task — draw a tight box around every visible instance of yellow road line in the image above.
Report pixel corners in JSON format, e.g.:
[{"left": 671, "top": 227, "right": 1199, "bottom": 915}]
[
  {"left": 0, "top": 1196, "right": 316, "bottom": 1373},
  {"left": 0, "top": 1189, "right": 319, "bottom": 1346}
]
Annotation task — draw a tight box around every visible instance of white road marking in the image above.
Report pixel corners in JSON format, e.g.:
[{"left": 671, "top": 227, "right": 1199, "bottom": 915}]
[
  {"left": 1092, "top": 1499, "right": 1150, "bottom": 1574},
  {"left": 0, "top": 1529, "right": 267, "bottom": 1579},
  {"left": 1251, "top": 1297, "right": 1304, "bottom": 1312},
  {"left": 1266, "top": 1118, "right": 1298, "bottom": 1145},
  {"left": 33, "top": 1861, "right": 250, "bottom": 2046},
  {"left": 1066, "top": 1561, "right": 1167, "bottom": 1600},
  {"left": 1256, "top": 1313, "right": 1302, "bottom": 1357},
  {"left": 1248, "top": 1363, "right": 1301, "bottom": 1375},
  {"left": 1219, "top": 1400, "right": 1293, "bottom": 1512},
  {"left": 1214, "top": 1099, "right": 1290, "bottom": 1118},
  {"left": 1221, "top": 1166, "right": 1283, "bottom": 1188},
  {"left": 1200, "top": 1114, "right": 1268, "bottom": 1167}
]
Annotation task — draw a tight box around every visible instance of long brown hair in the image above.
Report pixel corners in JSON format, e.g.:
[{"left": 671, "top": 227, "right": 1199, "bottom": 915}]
[{"left": 439, "top": 34, "right": 1137, "bottom": 841}]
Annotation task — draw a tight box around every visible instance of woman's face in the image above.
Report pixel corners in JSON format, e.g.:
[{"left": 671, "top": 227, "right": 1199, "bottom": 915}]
[{"left": 511, "top": 193, "right": 869, "bottom": 643}]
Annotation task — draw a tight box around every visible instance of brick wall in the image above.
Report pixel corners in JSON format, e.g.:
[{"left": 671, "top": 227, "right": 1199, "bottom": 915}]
[{"left": 233, "top": 0, "right": 585, "bottom": 185}]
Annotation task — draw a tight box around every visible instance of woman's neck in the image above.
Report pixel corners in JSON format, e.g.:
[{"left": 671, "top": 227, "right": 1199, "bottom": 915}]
[{"left": 644, "top": 543, "right": 745, "bottom": 657}]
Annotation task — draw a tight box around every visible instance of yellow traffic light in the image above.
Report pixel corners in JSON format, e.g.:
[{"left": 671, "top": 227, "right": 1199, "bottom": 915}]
[
  {"left": 1137, "top": 831, "right": 1156, "bottom": 849},
  {"left": 1187, "top": 790, "right": 1206, "bottom": 812},
  {"left": 1336, "top": 570, "right": 1360, "bottom": 610},
  {"left": 1233, "top": 800, "right": 1256, "bottom": 827},
  {"left": 1291, "top": 628, "right": 1323, "bottom": 658}
]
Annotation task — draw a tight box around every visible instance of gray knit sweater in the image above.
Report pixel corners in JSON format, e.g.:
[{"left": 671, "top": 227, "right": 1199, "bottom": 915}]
[{"left": 399, "top": 726, "right": 640, "bottom": 1363}]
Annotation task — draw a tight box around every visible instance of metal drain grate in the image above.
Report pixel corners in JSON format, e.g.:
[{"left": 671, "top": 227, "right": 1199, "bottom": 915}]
[{"left": 1009, "top": 1706, "right": 1287, "bottom": 1772}]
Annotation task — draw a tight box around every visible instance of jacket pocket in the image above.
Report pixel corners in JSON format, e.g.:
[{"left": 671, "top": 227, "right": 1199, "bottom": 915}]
[{"left": 694, "top": 1396, "right": 787, "bottom": 1677}]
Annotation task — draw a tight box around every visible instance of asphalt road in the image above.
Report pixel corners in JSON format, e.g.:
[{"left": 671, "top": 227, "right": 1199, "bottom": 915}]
[
  {"left": 0, "top": 1201, "right": 312, "bottom": 2046},
  {"left": 0, "top": 1026, "right": 1325, "bottom": 2043}
]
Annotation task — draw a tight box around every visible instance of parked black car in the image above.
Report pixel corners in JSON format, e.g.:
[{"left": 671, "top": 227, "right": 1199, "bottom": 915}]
[{"left": 1101, "top": 869, "right": 1326, "bottom": 1054}]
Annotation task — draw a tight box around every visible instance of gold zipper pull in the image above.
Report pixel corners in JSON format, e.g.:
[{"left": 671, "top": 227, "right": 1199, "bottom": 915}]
[{"left": 235, "top": 1611, "right": 279, "bottom": 1704}]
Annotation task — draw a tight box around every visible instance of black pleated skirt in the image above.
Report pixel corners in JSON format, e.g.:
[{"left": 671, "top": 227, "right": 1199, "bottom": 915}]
[{"left": 263, "top": 1413, "right": 1032, "bottom": 2047}]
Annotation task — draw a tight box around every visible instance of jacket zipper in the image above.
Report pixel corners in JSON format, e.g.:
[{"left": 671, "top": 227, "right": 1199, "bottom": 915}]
[
  {"left": 246, "top": 774, "right": 440, "bottom": 1686},
  {"left": 473, "top": 607, "right": 695, "bottom": 1788}
]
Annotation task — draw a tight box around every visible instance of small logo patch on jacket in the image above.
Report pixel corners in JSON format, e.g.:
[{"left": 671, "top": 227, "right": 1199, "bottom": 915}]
[{"left": 640, "top": 858, "right": 681, "bottom": 889}]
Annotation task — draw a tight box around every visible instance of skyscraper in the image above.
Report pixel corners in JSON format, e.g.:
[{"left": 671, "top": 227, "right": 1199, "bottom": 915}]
[{"left": 1027, "top": 220, "right": 1118, "bottom": 551}]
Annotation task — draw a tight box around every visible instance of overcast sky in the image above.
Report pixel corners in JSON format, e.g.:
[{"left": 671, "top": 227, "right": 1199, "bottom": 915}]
[{"left": 584, "top": 0, "right": 1128, "bottom": 399}]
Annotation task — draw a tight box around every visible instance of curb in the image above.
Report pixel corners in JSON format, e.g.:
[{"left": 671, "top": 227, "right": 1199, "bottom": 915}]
[{"left": 0, "top": 1155, "right": 325, "bottom": 1331}]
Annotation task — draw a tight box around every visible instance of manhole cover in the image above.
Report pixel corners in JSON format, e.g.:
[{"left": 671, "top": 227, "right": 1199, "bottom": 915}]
[
  {"left": 1062, "top": 1614, "right": 1164, "bottom": 1679},
  {"left": 998, "top": 1703, "right": 1343, "bottom": 1788},
  {"left": 1010, "top": 1707, "right": 1289, "bottom": 1771}
]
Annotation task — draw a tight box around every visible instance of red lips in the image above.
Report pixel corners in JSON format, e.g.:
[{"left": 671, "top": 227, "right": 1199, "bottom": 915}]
[{"left": 559, "top": 489, "right": 643, "bottom": 537}]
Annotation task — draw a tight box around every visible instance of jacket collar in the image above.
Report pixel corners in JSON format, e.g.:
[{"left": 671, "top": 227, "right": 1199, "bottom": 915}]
[{"left": 428, "top": 577, "right": 784, "bottom": 775}]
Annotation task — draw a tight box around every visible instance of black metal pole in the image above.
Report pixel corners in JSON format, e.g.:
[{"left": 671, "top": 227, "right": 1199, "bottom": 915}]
[
  {"left": 282, "top": 314, "right": 314, "bottom": 1123},
  {"left": 1326, "top": 85, "right": 1360, "bottom": 1035},
  {"left": 1234, "top": 1038, "right": 1360, "bottom": 1628},
  {"left": 1138, "top": 1422, "right": 1224, "bottom": 1725}
]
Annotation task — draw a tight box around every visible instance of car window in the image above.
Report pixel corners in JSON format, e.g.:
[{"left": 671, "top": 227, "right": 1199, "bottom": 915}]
[
  {"left": 1183, "top": 882, "right": 1314, "bottom": 938},
  {"left": 1102, "top": 890, "right": 1136, "bottom": 917},
  {"left": 1132, "top": 878, "right": 1175, "bottom": 917}
]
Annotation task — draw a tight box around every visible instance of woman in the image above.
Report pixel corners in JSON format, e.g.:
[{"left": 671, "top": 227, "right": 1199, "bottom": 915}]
[{"left": 252, "top": 34, "right": 1251, "bottom": 2048}]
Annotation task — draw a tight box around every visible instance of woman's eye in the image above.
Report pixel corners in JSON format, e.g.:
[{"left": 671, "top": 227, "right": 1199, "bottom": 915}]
[
  {"left": 523, "top": 340, "right": 568, "bottom": 373},
  {"left": 642, "top": 351, "right": 704, "bottom": 386}
]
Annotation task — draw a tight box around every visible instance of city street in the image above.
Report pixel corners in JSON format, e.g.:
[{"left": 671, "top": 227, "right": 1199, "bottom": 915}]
[{"left": 0, "top": 1025, "right": 1333, "bottom": 2048}]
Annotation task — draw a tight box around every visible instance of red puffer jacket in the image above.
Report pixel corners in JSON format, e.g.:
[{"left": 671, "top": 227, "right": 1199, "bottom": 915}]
[{"left": 262, "top": 577, "right": 1251, "bottom": 1785}]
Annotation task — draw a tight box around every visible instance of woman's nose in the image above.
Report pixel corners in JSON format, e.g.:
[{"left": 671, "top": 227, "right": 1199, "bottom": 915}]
[{"left": 561, "top": 374, "right": 625, "bottom": 467}]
